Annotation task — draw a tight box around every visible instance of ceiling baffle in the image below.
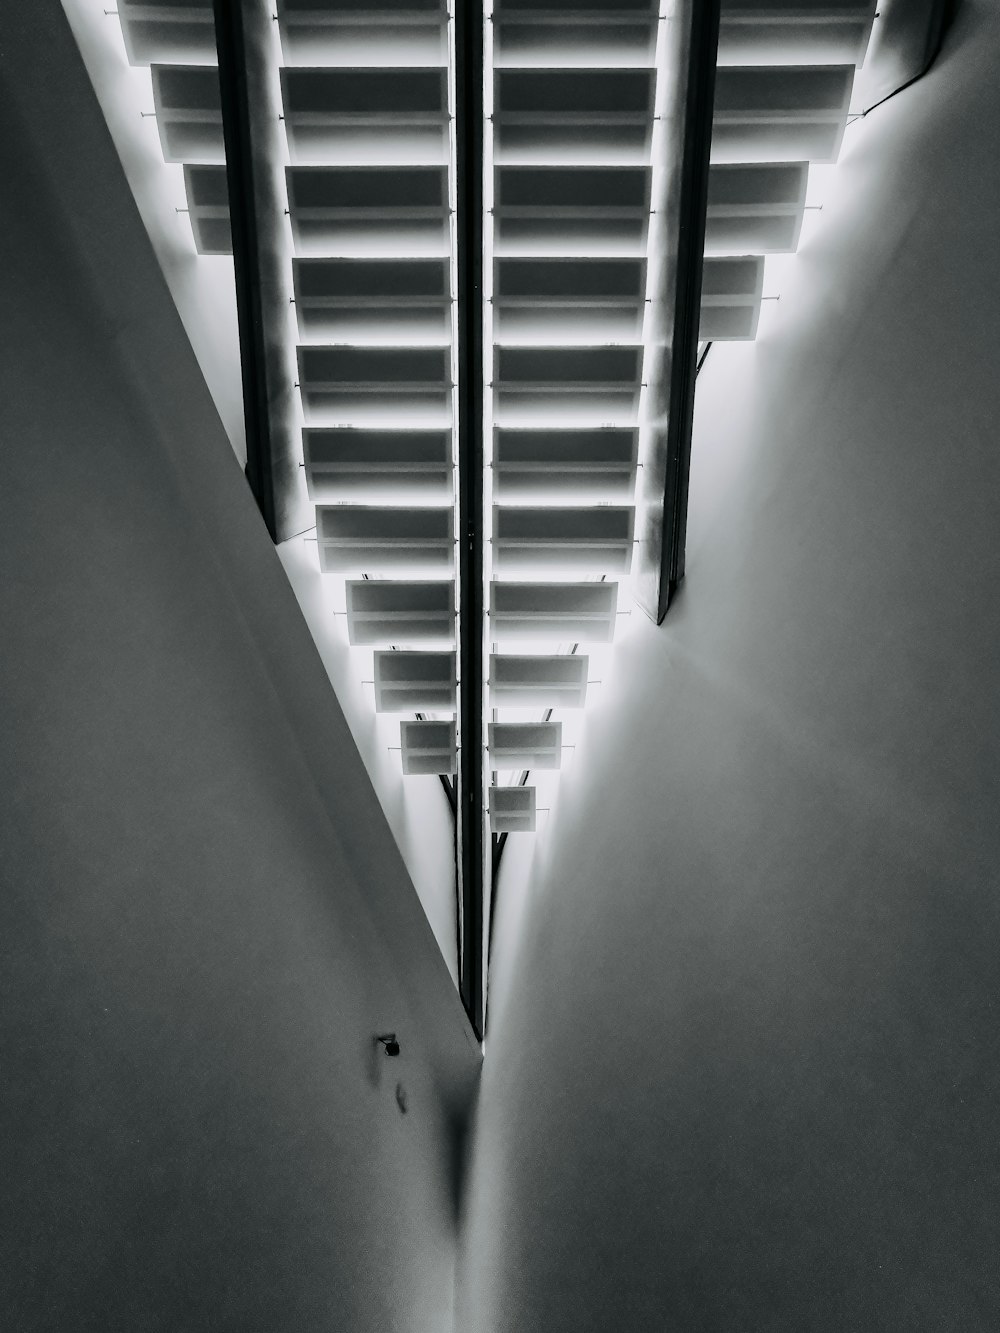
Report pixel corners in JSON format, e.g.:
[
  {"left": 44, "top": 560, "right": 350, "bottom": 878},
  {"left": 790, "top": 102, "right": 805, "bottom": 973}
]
[{"left": 115, "top": 0, "right": 877, "bottom": 1034}]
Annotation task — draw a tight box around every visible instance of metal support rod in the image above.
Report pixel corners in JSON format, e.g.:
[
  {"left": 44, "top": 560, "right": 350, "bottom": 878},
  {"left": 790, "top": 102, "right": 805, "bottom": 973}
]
[{"left": 455, "top": 0, "right": 486, "bottom": 1040}]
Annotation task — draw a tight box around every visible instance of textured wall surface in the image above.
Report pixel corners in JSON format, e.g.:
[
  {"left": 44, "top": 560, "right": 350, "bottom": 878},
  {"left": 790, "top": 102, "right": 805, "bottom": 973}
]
[{"left": 460, "top": 4, "right": 1000, "bottom": 1329}]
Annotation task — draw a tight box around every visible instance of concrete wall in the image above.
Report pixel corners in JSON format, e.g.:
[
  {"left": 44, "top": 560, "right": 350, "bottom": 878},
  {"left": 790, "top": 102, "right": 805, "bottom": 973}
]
[
  {"left": 461, "top": 4, "right": 1000, "bottom": 1329},
  {"left": 0, "top": 11, "right": 478, "bottom": 1331}
]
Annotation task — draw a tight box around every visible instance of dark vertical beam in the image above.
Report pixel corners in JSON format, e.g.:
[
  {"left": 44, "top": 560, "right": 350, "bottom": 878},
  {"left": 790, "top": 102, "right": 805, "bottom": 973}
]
[
  {"left": 213, "top": 0, "right": 298, "bottom": 543},
  {"left": 455, "top": 0, "right": 485, "bottom": 1039},
  {"left": 634, "top": 0, "right": 721, "bottom": 623}
]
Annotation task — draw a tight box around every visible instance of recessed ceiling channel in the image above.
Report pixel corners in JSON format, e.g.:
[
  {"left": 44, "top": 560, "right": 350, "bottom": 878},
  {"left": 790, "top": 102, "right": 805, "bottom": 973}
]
[{"left": 104, "top": 0, "right": 876, "bottom": 1037}]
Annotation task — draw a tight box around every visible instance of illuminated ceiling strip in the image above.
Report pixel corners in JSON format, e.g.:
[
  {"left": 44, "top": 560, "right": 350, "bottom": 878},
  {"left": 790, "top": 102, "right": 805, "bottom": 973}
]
[{"left": 107, "top": 0, "right": 879, "bottom": 1038}]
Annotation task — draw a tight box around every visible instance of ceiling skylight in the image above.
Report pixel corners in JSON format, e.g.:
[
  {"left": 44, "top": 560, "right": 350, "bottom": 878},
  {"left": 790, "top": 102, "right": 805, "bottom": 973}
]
[{"left": 79, "top": 0, "right": 879, "bottom": 1037}]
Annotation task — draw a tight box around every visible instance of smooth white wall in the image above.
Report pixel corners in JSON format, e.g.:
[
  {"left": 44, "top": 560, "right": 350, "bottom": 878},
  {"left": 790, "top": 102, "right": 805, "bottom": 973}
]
[
  {"left": 0, "top": 11, "right": 478, "bottom": 1330},
  {"left": 461, "top": 4, "right": 1000, "bottom": 1329}
]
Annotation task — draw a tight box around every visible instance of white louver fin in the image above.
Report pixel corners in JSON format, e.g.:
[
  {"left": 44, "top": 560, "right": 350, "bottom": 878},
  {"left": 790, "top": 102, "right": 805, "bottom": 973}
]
[
  {"left": 345, "top": 580, "right": 456, "bottom": 645},
  {"left": 489, "top": 786, "right": 536, "bottom": 834},
  {"left": 374, "top": 651, "right": 457, "bottom": 712},
  {"left": 400, "top": 720, "right": 458, "bottom": 776},
  {"left": 494, "top": 257, "right": 646, "bottom": 340},
  {"left": 98, "top": 0, "right": 879, "bottom": 867},
  {"left": 293, "top": 254, "right": 450, "bottom": 338},
  {"left": 294, "top": 258, "right": 452, "bottom": 341},
  {"left": 718, "top": 0, "right": 877, "bottom": 67},
  {"left": 700, "top": 255, "right": 767, "bottom": 340},
  {"left": 280, "top": 67, "right": 450, "bottom": 162},
  {"left": 493, "top": 165, "right": 651, "bottom": 254},
  {"left": 298, "top": 345, "right": 452, "bottom": 417},
  {"left": 494, "top": 346, "right": 643, "bottom": 417},
  {"left": 182, "top": 165, "right": 231, "bottom": 255},
  {"left": 490, "top": 654, "right": 588, "bottom": 709},
  {"left": 493, "top": 506, "right": 634, "bottom": 573},
  {"left": 493, "top": 68, "right": 656, "bottom": 159},
  {"left": 286, "top": 166, "right": 451, "bottom": 256},
  {"left": 704, "top": 161, "right": 809, "bottom": 254},
  {"left": 118, "top": 0, "right": 215, "bottom": 66},
  {"left": 274, "top": 3, "right": 460, "bottom": 795},
  {"left": 493, "top": 0, "right": 659, "bottom": 65},
  {"left": 490, "top": 582, "right": 619, "bottom": 642},
  {"left": 489, "top": 722, "right": 563, "bottom": 770},
  {"left": 149, "top": 65, "right": 224, "bottom": 164},
  {"left": 493, "top": 428, "right": 638, "bottom": 501},
  {"left": 483, "top": 0, "right": 650, "bottom": 860},
  {"left": 316, "top": 506, "right": 455, "bottom": 572},
  {"left": 303, "top": 429, "right": 453, "bottom": 500},
  {"left": 276, "top": 0, "right": 450, "bottom": 67},
  {"left": 712, "top": 64, "right": 856, "bottom": 163}
]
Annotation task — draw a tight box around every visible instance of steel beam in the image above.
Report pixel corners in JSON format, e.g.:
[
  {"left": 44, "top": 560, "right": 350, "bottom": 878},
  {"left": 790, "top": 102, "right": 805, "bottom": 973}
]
[
  {"left": 634, "top": 0, "right": 721, "bottom": 623},
  {"left": 455, "top": 0, "right": 486, "bottom": 1039},
  {"left": 213, "top": 0, "right": 299, "bottom": 543}
]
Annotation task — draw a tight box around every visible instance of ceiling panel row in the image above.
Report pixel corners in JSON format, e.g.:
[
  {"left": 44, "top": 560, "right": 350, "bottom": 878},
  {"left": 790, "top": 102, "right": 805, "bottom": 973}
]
[{"left": 114, "top": 0, "right": 878, "bottom": 833}]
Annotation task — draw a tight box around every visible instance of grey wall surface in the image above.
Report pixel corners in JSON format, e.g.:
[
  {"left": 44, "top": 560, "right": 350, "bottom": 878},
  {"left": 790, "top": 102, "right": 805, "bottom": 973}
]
[
  {"left": 0, "top": 9, "right": 478, "bottom": 1331},
  {"left": 460, "top": 3, "right": 1000, "bottom": 1329}
]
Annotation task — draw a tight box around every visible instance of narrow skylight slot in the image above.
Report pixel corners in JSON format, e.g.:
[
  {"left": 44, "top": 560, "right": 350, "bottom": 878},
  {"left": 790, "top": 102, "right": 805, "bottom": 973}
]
[
  {"left": 150, "top": 64, "right": 224, "bottom": 162},
  {"left": 85, "top": 0, "right": 885, "bottom": 1029}
]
